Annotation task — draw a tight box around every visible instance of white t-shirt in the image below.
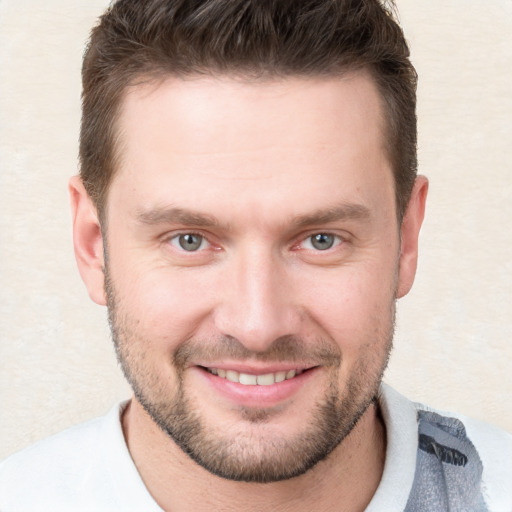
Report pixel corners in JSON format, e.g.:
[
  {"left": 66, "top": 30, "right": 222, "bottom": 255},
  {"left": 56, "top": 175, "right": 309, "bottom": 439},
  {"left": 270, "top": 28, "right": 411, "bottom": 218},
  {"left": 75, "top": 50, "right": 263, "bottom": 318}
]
[{"left": 0, "top": 384, "right": 510, "bottom": 511}]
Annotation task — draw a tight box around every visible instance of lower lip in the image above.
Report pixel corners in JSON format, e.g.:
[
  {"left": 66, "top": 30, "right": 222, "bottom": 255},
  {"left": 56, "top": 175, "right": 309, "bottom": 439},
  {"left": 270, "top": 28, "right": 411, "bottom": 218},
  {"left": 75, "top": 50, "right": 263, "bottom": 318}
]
[{"left": 194, "top": 367, "right": 318, "bottom": 408}]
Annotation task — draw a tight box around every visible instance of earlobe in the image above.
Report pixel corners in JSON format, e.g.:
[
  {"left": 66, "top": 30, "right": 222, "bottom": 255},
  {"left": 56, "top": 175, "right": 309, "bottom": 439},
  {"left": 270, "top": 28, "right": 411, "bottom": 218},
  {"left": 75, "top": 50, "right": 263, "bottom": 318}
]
[
  {"left": 396, "top": 176, "right": 429, "bottom": 299},
  {"left": 69, "top": 176, "right": 107, "bottom": 305}
]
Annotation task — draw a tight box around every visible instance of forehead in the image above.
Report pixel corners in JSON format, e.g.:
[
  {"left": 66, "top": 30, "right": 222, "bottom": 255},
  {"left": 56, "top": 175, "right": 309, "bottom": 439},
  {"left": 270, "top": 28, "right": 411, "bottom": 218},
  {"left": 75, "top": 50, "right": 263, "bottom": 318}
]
[
  {"left": 109, "top": 73, "right": 393, "bottom": 222},
  {"left": 118, "top": 72, "right": 385, "bottom": 154}
]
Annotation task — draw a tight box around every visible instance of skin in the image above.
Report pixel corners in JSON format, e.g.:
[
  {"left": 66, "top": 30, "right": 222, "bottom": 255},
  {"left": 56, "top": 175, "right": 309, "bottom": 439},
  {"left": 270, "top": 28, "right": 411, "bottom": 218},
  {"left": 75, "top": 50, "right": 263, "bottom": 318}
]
[{"left": 69, "top": 72, "right": 428, "bottom": 512}]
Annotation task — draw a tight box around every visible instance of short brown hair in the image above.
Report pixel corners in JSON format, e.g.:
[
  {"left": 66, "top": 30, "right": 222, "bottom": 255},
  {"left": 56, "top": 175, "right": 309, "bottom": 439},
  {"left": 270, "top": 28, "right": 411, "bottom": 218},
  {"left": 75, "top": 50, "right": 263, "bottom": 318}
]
[{"left": 80, "top": 0, "right": 417, "bottom": 221}]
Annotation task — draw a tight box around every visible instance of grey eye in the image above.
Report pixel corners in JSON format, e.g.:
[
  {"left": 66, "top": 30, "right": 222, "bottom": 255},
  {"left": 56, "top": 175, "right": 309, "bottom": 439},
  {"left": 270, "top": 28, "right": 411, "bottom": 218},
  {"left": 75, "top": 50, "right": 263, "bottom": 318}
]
[
  {"left": 178, "top": 234, "right": 204, "bottom": 251},
  {"left": 310, "top": 233, "right": 335, "bottom": 250}
]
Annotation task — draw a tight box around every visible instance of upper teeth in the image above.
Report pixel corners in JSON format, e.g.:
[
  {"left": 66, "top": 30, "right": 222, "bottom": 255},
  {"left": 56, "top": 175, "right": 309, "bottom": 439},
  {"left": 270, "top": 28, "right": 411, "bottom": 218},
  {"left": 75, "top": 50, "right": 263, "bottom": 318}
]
[{"left": 207, "top": 368, "right": 302, "bottom": 386}]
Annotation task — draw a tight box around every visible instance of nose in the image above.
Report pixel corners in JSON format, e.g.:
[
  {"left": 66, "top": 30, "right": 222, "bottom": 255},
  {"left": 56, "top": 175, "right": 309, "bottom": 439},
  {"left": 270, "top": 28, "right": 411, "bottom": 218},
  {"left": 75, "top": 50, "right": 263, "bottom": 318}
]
[{"left": 214, "top": 245, "right": 302, "bottom": 353}]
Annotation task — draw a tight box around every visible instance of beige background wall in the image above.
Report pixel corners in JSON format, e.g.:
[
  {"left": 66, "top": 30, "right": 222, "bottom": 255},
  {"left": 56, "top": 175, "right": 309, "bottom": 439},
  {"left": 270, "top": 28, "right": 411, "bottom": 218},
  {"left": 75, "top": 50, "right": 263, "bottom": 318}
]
[{"left": 1, "top": 1, "right": 511, "bottom": 460}]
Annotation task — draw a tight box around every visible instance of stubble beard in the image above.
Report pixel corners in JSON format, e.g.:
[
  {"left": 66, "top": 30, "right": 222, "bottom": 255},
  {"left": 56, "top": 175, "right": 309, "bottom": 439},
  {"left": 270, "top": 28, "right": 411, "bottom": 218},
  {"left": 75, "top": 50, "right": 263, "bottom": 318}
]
[{"left": 105, "top": 266, "right": 394, "bottom": 483}]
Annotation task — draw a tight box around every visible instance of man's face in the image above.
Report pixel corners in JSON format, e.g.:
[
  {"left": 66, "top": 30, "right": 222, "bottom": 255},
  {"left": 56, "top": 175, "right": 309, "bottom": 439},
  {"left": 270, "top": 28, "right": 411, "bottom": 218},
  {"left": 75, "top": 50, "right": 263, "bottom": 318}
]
[{"left": 99, "top": 73, "right": 412, "bottom": 482}]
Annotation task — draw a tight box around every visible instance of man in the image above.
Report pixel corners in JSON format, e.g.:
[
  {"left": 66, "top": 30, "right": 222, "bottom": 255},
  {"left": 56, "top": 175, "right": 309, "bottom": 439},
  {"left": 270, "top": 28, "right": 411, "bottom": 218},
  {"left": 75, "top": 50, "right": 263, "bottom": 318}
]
[{"left": 0, "top": 0, "right": 510, "bottom": 510}]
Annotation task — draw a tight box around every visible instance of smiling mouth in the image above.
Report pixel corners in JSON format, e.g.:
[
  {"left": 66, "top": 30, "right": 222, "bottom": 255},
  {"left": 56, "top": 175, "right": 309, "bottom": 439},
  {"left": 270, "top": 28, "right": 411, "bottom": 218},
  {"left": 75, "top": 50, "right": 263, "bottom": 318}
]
[{"left": 204, "top": 367, "right": 310, "bottom": 386}]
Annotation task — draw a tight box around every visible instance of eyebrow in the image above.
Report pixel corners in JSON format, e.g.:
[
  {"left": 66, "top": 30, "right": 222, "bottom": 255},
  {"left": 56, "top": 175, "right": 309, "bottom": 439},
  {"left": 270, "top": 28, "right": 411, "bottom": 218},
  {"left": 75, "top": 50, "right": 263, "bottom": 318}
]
[
  {"left": 290, "top": 204, "right": 372, "bottom": 229},
  {"left": 136, "top": 207, "right": 220, "bottom": 228},
  {"left": 136, "top": 203, "right": 371, "bottom": 230}
]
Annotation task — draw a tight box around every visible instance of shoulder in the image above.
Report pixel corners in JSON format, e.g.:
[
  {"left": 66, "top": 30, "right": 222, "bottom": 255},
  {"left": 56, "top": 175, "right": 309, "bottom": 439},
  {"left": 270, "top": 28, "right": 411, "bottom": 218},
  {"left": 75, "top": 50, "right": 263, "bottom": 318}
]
[
  {"left": 0, "top": 410, "right": 109, "bottom": 479},
  {"left": 0, "top": 401, "right": 159, "bottom": 512},
  {"left": 414, "top": 401, "right": 512, "bottom": 511},
  {"left": 378, "top": 384, "right": 512, "bottom": 512}
]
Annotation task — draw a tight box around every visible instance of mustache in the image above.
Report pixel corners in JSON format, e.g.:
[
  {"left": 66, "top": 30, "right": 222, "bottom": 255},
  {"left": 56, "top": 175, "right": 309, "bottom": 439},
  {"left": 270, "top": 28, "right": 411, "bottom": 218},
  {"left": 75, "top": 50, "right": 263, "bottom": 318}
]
[{"left": 173, "top": 334, "right": 342, "bottom": 369}]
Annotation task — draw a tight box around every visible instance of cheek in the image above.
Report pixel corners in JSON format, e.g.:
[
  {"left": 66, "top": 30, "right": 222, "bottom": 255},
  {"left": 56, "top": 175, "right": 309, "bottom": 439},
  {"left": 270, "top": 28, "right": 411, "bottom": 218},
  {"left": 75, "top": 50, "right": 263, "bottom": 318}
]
[
  {"left": 115, "top": 267, "right": 219, "bottom": 344},
  {"left": 296, "top": 263, "right": 396, "bottom": 347}
]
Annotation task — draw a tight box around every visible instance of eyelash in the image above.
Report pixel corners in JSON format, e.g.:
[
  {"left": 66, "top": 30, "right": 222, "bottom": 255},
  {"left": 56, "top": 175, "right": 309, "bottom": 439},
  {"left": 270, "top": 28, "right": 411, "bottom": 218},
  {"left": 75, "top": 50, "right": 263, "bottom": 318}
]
[
  {"left": 166, "top": 231, "right": 344, "bottom": 254},
  {"left": 299, "top": 233, "right": 343, "bottom": 252},
  {"left": 168, "top": 232, "right": 212, "bottom": 252}
]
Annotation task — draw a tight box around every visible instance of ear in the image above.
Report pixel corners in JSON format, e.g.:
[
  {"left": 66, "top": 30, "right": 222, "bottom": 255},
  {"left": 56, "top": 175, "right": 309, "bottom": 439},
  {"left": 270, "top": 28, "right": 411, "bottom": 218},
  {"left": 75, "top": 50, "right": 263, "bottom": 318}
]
[
  {"left": 396, "top": 176, "right": 429, "bottom": 299},
  {"left": 69, "top": 176, "right": 107, "bottom": 305}
]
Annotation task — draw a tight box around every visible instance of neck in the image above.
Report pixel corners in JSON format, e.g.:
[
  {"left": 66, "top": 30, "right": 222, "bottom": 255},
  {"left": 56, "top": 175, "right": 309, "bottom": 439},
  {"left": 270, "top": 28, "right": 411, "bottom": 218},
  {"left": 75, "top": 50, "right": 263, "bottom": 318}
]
[{"left": 123, "top": 399, "right": 386, "bottom": 512}]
